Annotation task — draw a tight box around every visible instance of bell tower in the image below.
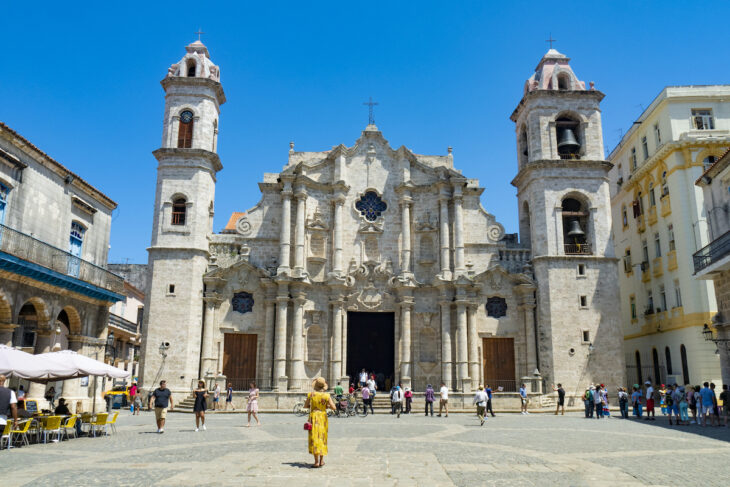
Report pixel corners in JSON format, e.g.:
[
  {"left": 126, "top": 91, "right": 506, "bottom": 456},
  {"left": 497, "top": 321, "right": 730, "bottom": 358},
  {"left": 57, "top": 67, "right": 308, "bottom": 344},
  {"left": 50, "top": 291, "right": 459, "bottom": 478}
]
[
  {"left": 511, "top": 49, "right": 625, "bottom": 397},
  {"left": 139, "top": 40, "right": 226, "bottom": 396}
]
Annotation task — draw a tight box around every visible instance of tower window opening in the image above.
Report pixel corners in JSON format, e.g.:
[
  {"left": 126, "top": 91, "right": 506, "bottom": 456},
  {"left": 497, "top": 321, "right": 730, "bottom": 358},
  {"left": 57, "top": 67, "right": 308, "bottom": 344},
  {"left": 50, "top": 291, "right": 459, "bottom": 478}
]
[
  {"left": 178, "top": 110, "right": 194, "bottom": 148},
  {"left": 171, "top": 197, "right": 187, "bottom": 226},
  {"left": 557, "top": 73, "right": 570, "bottom": 91},
  {"left": 556, "top": 117, "right": 581, "bottom": 159},
  {"left": 186, "top": 59, "right": 196, "bottom": 77},
  {"left": 561, "top": 197, "right": 590, "bottom": 254}
]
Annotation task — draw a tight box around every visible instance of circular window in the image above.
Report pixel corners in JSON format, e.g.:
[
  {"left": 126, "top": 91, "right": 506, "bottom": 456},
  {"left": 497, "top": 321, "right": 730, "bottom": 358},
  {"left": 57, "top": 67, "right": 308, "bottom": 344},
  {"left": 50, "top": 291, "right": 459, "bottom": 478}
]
[{"left": 180, "top": 111, "right": 194, "bottom": 124}]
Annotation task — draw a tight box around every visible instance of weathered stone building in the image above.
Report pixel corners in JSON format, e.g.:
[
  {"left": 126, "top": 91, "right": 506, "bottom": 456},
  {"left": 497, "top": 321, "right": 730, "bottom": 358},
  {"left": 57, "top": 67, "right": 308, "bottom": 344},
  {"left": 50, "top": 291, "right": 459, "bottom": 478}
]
[{"left": 139, "top": 42, "right": 625, "bottom": 406}]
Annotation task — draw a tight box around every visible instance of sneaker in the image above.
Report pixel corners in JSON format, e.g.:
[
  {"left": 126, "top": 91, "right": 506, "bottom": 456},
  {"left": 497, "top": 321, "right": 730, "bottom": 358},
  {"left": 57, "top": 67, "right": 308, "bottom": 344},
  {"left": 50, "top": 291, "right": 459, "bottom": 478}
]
[
  {"left": 195, "top": 428, "right": 199, "bottom": 432},
  {"left": 157, "top": 428, "right": 161, "bottom": 433},
  {"left": 526, "top": 412, "right": 530, "bottom": 415},
  {"left": 202, "top": 424, "right": 207, "bottom": 431},
  {"left": 480, "top": 420, "right": 484, "bottom": 426},
  {"left": 160, "top": 428, "right": 164, "bottom": 434},
  {"left": 521, "top": 411, "right": 526, "bottom": 415}
]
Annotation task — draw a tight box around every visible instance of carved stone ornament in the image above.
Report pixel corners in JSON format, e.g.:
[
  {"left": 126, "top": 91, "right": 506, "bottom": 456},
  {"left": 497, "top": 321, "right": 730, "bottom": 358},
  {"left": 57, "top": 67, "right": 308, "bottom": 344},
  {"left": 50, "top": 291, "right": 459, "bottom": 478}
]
[
  {"left": 236, "top": 216, "right": 253, "bottom": 236},
  {"left": 487, "top": 270, "right": 503, "bottom": 291},
  {"left": 345, "top": 259, "right": 396, "bottom": 311},
  {"left": 487, "top": 224, "right": 504, "bottom": 242},
  {"left": 486, "top": 296, "right": 507, "bottom": 318},
  {"left": 415, "top": 212, "right": 438, "bottom": 232},
  {"left": 232, "top": 292, "right": 254, "bottom": 314}
]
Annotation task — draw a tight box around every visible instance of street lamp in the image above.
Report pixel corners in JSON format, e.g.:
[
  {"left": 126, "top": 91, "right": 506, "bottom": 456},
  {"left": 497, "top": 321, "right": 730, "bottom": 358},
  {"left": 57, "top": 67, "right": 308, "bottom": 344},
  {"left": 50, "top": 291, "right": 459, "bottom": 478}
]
[
  {"left": 702, "top": 323, "right": 730, "bottom": 351},
  {"left": 103, "top": 332, "right": 117, "bottom": 413}
]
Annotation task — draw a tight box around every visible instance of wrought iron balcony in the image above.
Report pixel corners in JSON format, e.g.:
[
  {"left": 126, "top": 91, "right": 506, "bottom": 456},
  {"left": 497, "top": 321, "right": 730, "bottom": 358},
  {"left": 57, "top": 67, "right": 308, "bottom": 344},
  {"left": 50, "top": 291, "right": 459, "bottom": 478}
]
[
  {"left": 693, "top": 229, "right": 730, "bottom": 274},
  {"left": 564, "top": 243, "right": 592, "bottom": 255},
  {"left": 0, "top": 223, "right": 124, "bottom": 296},
  {"left": 109, "top": 313, "right": 139, "bottom": 335}
]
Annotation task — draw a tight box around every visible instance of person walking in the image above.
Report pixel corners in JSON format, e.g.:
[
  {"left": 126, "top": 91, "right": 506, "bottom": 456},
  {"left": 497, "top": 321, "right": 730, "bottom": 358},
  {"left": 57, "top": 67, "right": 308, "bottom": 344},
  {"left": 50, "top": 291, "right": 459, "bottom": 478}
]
[
  {"left": 618, "top": 387, "right": 629, "bottom": 419},
  {"left": 485, "top": 384, "right": 495, "bottom": 417},
  {"left": 710, "top": 383, "right": 720, "bottom": 425},
  {"left": 699, "top": 382, "right": 716, "bottom": 427},
  {"left": 360, "top": 385, "right": 373, "bottom": 415},
  {"left": 225, "top": 382, "right": 235, "bottom": 411},
  {"left": 665, "top": 384, "right": 677, "bottom": 425},
  {"left": 0, "top": 374, "right": 19, "bottom": 432},
  {"left": 553, "top": 383, "right": 565, "bottom": 415},
  {"left": 304, "top": 377, "right": 336, "bottom": 468},
  {"left": 679, "top": 386, "right": 689, "bottom": 425},
  {"left": 425, "top": 384, "right": 435, "bottom": 416},
  {"left": 390, "top": 386, "right": 403, "bottom": 418},
  {"left": 133, "top": 393, "right": 142, "bottom": 416},
  {"left": 438, "top": 382, "right": 449, "bottom": 417},
  {"left": 213, "top": 383, "right": 220, "bottom": 411},
  {"left": 582, "top": 386, "right": 594, "bottom": 418},
  {"left": 246, "top": 381, "right": 261, "bottom": 427},
  {"left": 193, "top": 380, "right": 208, "bottom": 432},
  {"left": 631, "top": 385, "right": 642, "bottom": 418},
  {"left": 359, "top": 369, "right": 368, "bottom": 388},
  {"left": 644, "top": 381, "right": 655, "bottom": 420},
  {"left": 404, "top": 387, "right": 412, "bottom": 414},
  {"left": 129, "top": 382, "right": 138, "bottom": 414},
  {"left": 149, "top": 380, "right": 173, "bottom": 433},
  {"left": 719, "top": 384, "right": 729, "bottom": 427},
  {"left": 519, "top": 383, "right": 529, "bottom": 415},
  {"left": 473, "top": 385, "right": 488, "bottom": 426}
]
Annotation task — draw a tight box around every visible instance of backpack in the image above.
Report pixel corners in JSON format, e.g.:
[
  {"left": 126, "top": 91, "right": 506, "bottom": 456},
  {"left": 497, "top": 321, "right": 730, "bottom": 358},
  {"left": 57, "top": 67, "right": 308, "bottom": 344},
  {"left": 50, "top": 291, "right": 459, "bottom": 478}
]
[
  {"left": 665, "top": 393, "right": 673, "bottom": 407},
  {"left": 585, "top": 390, "right": 593, "bottom": 401}
]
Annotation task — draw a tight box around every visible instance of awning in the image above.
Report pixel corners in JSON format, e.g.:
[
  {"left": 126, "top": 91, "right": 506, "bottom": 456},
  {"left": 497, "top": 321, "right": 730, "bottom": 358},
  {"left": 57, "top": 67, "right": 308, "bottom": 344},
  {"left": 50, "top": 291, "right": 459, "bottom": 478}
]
[{"left": 0, "top": 345, "right": 130, "bottom": 382}]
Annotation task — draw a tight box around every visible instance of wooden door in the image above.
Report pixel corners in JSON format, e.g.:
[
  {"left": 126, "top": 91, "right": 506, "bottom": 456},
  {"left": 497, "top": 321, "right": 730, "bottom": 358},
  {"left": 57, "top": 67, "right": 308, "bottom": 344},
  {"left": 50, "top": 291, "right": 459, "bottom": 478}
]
[
  {"left": 482, "top": 337, "right": 516, "bottom": 392},
  {"left": 223, "top": 333, "right": 257, "bottom": 380}
]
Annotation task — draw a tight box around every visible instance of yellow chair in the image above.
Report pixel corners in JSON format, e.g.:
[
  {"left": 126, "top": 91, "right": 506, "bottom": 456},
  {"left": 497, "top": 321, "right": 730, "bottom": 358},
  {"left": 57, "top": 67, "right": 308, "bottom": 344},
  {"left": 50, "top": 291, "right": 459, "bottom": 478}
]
[
  {"left": 106, "top": 411, "right": 119, "bottom": 434},
  {"left": 79, "top": 412, "right": 92, "bottom": 435},
  {"left": 62, "top": 415, "right": 78, "bottom": 440},
  {"left": 10, "top": 420, "right": 32, "bottom": 447},
  {"left": 1, "top": 421, "right": 12, "bottom": 449},
  {"left": 90, "top": 413, "right": 109, "bottom": 437},
  {"left": 42, "top": 416, "right": 63, "bottom": 443}
]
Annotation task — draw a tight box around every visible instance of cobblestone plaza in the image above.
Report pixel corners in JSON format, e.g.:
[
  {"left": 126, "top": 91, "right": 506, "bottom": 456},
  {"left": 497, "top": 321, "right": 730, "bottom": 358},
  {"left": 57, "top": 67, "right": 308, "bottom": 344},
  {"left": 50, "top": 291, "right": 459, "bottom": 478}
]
[{"left": 1, "top": 412, "right": 728, "bottom": 486}]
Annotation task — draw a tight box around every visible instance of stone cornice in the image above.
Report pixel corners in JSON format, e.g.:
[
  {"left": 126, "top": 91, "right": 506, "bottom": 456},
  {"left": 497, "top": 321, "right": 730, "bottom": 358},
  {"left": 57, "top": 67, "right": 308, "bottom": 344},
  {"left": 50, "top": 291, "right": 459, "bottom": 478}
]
[
  {"left": 511, "top": 159, "right": 613, "bottom": 188},
  {"left": 160, "top": 76, "right": 226, "bottom": 105},
  {"left": 153, "top": 148, "right": 223, "bottom": 173},
  {"left": 511, "top": 89, "right": 605, "bottom": 122}
]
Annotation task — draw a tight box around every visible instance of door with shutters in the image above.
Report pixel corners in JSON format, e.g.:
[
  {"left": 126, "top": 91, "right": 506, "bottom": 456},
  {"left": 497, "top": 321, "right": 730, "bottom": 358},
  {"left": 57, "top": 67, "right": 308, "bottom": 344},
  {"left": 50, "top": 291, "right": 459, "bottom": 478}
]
[
  {"left": 223, "top": 333, "right": 257, "bottom": 382},
  {"left": 482, "top": 337, "right": 516, "bottom": 392}
]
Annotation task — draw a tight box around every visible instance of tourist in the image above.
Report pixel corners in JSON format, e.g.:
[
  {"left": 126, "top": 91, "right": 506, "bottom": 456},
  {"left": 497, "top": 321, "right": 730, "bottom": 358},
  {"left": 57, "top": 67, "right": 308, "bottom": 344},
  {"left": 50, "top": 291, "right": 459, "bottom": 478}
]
[
  {"left": 519, "top": 383, "right": 529, "bottom": 415},
  {"left": 644, "top": 381, "right": 655, "bottom": 420},
  {"left": 359, "top": 369, "right": 368, "bottom": 388},
  {"left": 54, "top": 398, "right": 71, "bottom": 416},
  {"left": 659, "top": 384, "right": 667, "bottom": 415},
  {"left": 129, "top": 382, "right": 137, "bottom": 413},
  {"left": 631, "top": 385, "right": 642, "bottom": 418},
  {"left": 404, "top": 387, "right": 412, "bottom": 414},
  {"left": 582, "top": 386, "right": 594, "bottom": 418},
  {"left": 485, "top": 384, "right": 495, "bottom": 417},
  {"left": 711, "top": 383, "right": 720, "bottom": 425},
  {"left": 149, "top": 380, "right": 173, "bottom": 433},
  {"left": 438, "top": 382, "right": 449, "bottom": 417},
  {"left": 618, "top": 387, "right": 629, "bottom": 418},
  {"left": 366, "top": 375, "right": 377, "bottom": 398},
  {"left": 719, "top": 384, "right": 729, "bottom": 427},
  {"left": 333, "top": 381, "right": 344, "bottom": 401},
  {"left": 693, "top": 385, "right": 702, "bottom": 424},
  {"left": 0, "top": 374, "right": 19, "bottom": 431},
  {"left": 246, "top": 381, "right": 261, "bottom": 427},
  {"left": 348, "top": 383, "right": 355, "bottom": 394},
  {"left": 593, "top": 384, "right": 603, "bottom": 419},
  {"left": 671, "top": 384, "right": 684, "bottom": 425},
  {"left": 391, "top": 385, "right": 403, "bottom": 418},
  {"left": 213, "top": 382, "right": 220, "bottom": 410},
  {"left": 225, "top": 382, "right": 235, "bottom": 410},
  {"left": 45, "top": 386, "right": 56, "bottom": 409},
  {"left": 133, "top": 393, "right": 142, "bottom": 415},
  {"left": 700, "top": 382, "right": 716, "bottom": 427},
  {"left": 553, "top": 383, "right": 565, "bottom": 415},
  {"left": 678, "top": 386, "right": 689, "bottom": 425},
  {"left": 361, "top": 384, "right": 373, "bottom": 415},
  {"left": 303, "top": 377, "right": 336, "bottom": 468},
  {"left": 193, "top": 380, "right": 208, "bottom": 432},
  {"left": 665, "top": 384, "right": 676, "bottom": 425},
  {"left": 473, "top": 385, "right": 488, "bottom": 426},
  {"left": 425, "top": 384, "right": 435, "bottom": 416}
]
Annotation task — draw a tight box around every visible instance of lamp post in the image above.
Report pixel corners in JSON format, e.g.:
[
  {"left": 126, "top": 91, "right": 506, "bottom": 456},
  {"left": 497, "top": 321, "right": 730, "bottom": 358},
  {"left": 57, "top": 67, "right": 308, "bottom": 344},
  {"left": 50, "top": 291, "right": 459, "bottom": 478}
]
[
  {"left": 103, "top": 332, "right": 116, "bottom": 413},
  {"left": 702, "top": 323, "right": 730, "bottom": 350}
]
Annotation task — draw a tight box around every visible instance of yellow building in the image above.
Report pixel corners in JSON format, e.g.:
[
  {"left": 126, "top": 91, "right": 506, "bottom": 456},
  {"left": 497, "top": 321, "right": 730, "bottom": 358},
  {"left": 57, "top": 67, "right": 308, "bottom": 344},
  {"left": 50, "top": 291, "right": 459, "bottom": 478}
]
[{"left": 608, "top": 86, "right": 730, "bottom": 388}]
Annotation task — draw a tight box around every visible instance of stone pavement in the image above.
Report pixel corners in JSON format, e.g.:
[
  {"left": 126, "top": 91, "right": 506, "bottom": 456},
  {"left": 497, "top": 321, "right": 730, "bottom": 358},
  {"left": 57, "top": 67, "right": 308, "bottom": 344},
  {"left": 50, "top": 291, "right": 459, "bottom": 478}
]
[{"left": 1, "top": 410, "right": 729, "bottom": 486}]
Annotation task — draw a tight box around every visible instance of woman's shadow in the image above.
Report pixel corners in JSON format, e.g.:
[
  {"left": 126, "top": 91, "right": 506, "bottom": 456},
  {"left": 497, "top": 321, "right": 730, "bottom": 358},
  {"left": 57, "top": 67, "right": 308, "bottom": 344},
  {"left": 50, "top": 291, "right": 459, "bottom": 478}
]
[{"left": 283, "top": 462, "right": 314, "bottom": 469}]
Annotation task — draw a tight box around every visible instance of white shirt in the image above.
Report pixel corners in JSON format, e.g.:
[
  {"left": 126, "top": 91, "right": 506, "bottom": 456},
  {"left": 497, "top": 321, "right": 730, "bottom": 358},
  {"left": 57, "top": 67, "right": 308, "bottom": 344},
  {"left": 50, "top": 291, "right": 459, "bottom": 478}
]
[
  {"left": 473, "top": 390, "right": 488, "bottom": 407},
  {"left": 366, "top": 379, "right": 376, "bottom": 391},
  {"left": 646, "top": 386, "right": 654, "bottom": 399},
  {"left": 359, "top": 372, "right": 368, "bottom": 383},
  {"left": 0, "top": 389, "right": 17, "bottom": 426},
  {"left": 391, "top": 389, "right": 402, "bottom": 403},
  {"left": 214, "top": 386, "right": 220, "bottom": 398},
  {"left": 440, "top": 386, "right": 449, "bottom": 400}
]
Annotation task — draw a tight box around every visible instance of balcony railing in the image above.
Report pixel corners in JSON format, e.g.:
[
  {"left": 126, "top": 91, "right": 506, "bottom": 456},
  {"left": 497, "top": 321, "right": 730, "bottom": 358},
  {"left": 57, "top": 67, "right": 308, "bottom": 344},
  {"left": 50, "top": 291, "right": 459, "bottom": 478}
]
[
  {"left": 109, "top": 313, "right": 139, "bottom": 335},
  {"left": 0, "top": 223, "right": 124, "bottom": 294},
  {"left": 693, "top": 229, "right": 730, "bottom": 273},
  {"left": 564, "top": 243, "right": 592, "bottom": 255}
]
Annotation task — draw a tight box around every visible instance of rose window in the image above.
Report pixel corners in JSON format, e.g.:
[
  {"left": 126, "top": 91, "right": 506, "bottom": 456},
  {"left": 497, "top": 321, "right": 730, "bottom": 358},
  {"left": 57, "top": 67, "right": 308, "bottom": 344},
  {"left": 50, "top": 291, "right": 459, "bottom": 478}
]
[{"left": 355, "top": 191, "right": 387, "bottom": 222}]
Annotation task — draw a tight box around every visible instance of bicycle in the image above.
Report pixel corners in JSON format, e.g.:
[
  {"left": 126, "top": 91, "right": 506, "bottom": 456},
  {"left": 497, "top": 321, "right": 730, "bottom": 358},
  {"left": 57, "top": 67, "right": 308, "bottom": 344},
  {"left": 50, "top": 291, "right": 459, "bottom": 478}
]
[{"left": 292, "top": 401, "right": 307, "bottom": 416}]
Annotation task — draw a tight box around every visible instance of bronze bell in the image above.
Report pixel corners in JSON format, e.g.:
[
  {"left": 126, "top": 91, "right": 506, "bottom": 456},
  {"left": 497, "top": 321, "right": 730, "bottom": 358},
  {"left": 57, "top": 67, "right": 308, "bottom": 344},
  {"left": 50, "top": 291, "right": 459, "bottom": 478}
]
[
  {"left": 557, "top": 128, "right": 580, "bottom": 154},
  {"left": 567, "top": 218, "right": 585, "bottom": 237}
]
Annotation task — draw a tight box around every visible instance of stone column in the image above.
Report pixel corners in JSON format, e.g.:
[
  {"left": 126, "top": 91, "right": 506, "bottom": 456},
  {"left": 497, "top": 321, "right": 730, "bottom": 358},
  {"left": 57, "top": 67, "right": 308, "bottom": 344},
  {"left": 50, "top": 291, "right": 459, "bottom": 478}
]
[
  {"left": 293, "top": 187, "right": 307, "bottom": 277},
  {"left": 273, "top": 287, "right": 289, "bottom": 389},
  {"left": 262, "top": 297, "right": 276, "bottom": 385},
  {"left": 277, "top": 180, "right": 293, "bottom": 275},
  {"left": 522, "top": 302, "right": 537, "bottom": 376},
  {"left": 467, "top": 304, "right": 480, "bottom": 390},
  {"left": 332, "top": 194, "right": 345, "bottom": 276},
  {"left": 455, "top": 302, "right": 469, "bottom": 391},
  {"left": 201, "top": 293, "right": 222, "bottom": 378},
  {"left": 438, "top": 190, "right": 451, "bottom": 278},
  {"left": 399, "top": 297, "right": 414, "bottom": 387},
  {"left": 62, "top": 335, "right": 85, "bottom": 404},
  {"left": 341, "top": 310, "right": 348, "bottom": 380},
  {"left": 440, "top": 299, "right": 452, "bottom": 388},
  {"left": 28, "top": 330, "right": 53, "bottom": 403},
  {"left": 453, "top": 184, "right": 465, "bottom": 274},
  {"left": 0, "top": 323, "right": 18, "bottom": 346},
  {"left": 290, "top": 294, "right": 306, "bottom": 388},
  {"left": 330, "top": 298, "right": 343, "bottom": 382},
  {"left": 400, "top": 197, "right": 412, "bottom": 273}
]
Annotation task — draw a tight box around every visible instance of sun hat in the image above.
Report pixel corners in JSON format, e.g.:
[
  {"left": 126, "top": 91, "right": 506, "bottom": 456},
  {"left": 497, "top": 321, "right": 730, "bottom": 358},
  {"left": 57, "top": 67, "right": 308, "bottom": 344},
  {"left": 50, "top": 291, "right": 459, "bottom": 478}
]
[{"left": 312, "top": 377, "right": 328, "bottom": 391}]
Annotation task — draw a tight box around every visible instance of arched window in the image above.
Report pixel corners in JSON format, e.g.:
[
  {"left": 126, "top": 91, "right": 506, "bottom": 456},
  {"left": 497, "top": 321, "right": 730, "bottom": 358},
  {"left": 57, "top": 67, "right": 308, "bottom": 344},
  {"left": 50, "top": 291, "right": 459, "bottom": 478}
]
[
  {"left": 171, "top": 198, "right": 187, "bottom": 226},
  {"left": 635, "top": 350, "right": 643, "bottom": 385},
  {"left": 186, "top": 59, "right": 196, "bottom": 77},
  {"left": 652, "top": 348, "right": 661, "bottom": 384},
  {"left": 665, "top": 346, "right": 673, "bottom": 375},
  {"left": 680, "top": 344, "right": 690, "bottom": 385},
  {"left": 661, "top": 171, "right": 669, "bottom": 197},
  {"left": 178, "top": 110, "right": 194, "bottom": 148},
  {"left": 556, "top": 116, "right": 581, "bottom": 159},
  {"left": 702, "top": 155, "right": 716, "bottom": 169},
  {"left": 518, "top": 125, "right": 529, "bottom": 167},
  {"left": 649, "top": 182, "right": 656, "bottom": 207},
  {"left": 557, "top": 73, "right": 570, "bottom": 91},
  {"left": 562, "top": 197, "right": 590, "bottom": 254},
  {"left": 621, "top": 205, "right": 628, "bottom": 227}
]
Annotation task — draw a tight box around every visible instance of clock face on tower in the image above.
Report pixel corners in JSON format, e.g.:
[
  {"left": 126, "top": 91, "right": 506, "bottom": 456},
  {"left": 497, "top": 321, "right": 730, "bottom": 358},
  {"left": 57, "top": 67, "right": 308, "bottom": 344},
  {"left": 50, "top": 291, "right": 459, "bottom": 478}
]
[{"left": 180, "top": 111, "right": 193, "bottom": 124}]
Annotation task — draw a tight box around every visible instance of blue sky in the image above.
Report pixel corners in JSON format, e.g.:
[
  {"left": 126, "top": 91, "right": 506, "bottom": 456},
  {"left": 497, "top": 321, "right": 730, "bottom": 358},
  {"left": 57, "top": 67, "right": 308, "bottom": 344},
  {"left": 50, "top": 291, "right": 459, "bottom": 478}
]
[{"left": 3, "top": 1, "right": 729, "bottom": 264}]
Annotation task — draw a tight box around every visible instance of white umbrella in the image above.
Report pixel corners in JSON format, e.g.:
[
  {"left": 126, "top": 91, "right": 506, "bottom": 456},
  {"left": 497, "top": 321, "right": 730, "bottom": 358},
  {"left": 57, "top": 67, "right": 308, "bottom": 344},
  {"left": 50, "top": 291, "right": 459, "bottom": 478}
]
[
  {"left": 0, "top": 344, "right": 77, "bottom": 381},
  {"left": 40, "top": 350, "right": 130, "bottom": 380}
]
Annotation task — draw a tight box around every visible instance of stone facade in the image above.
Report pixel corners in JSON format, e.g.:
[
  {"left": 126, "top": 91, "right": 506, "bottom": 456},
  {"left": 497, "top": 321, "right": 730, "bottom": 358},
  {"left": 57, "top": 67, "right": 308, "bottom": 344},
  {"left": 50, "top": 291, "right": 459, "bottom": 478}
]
[{"left": 140, "top": 44, "right": 625, "bottom": 405}]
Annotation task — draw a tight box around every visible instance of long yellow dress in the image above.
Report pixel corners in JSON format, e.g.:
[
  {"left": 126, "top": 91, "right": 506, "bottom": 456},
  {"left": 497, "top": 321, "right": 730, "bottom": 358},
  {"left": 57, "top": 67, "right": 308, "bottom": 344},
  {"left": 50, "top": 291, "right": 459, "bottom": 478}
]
[{"left": 308, "top": 391, "right": 329, "bottom": 455}]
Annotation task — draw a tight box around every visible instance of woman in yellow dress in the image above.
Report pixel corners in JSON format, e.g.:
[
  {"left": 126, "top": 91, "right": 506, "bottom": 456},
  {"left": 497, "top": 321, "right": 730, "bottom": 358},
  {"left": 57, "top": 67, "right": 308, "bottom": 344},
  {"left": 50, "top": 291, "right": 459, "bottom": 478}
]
[{"left": 304, "top": 377, "right": 336, "bottom": 468}]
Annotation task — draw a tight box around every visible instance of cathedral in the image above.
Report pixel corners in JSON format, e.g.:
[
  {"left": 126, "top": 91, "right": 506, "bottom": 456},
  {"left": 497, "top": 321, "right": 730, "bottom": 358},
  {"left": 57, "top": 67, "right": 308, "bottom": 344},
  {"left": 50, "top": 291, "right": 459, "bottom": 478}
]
[{"left": 139, "top": 40, "right": 626, "bottom": 406}]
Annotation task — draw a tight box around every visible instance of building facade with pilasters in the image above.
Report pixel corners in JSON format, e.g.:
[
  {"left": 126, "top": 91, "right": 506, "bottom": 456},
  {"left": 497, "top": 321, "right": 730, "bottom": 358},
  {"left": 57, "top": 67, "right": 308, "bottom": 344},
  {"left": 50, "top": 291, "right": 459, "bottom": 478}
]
[{"left": 140, "top": 42, "right": 625, "bottom": 407}]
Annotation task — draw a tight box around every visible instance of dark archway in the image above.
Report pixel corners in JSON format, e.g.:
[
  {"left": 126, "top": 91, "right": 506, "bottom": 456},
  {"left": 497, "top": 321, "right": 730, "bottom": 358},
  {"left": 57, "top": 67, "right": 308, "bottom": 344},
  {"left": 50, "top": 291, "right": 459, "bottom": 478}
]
[{"left": 346, "top": 312, "right": 394, "bottom": 390}]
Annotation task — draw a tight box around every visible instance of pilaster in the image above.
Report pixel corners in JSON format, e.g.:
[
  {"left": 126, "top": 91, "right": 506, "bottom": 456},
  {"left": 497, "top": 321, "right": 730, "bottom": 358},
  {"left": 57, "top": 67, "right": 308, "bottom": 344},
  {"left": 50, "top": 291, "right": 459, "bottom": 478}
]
[{"left": 277, "top": 178, "right": 293, "bottom": 276}]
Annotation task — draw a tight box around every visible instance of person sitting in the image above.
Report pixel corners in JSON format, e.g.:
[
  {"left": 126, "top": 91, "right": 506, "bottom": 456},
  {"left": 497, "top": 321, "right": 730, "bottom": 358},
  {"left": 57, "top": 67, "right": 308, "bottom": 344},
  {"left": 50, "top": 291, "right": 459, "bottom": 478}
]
[{"left": 54, "top": 398, "right": 71, "bottom": 415}]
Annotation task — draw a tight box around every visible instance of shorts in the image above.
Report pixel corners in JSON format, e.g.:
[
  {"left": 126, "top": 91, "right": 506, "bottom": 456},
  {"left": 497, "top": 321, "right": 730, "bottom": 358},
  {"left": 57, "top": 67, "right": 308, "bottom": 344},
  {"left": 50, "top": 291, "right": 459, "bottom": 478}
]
[
  {"left": 154, "top": 407, "right": 168, "bottom": 421},
  {"left": 558, "top": 398, "right": 565, "bottom": 406},
  {"left": 702, "top": 405, "right": 714, "bottom": 415},
  {"left": 214, "top": 397, "right": 219, "bottom": 402},
  {"left": 646, "top": 399, "right": 654, "bottom": 411},
  {"left": 226, "top": 397, "right": 232, "bottom": 403},
  {"left": 671, "top": 404, "right": 679, "bottom": 415},
  {"left": 521, "top": 397, "right": 527, "bottom": 404}
]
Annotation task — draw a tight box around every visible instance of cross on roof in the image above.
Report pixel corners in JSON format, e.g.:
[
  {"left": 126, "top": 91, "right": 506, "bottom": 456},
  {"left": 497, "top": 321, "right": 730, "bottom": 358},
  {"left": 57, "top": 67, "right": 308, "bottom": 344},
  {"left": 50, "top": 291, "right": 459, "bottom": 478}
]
[
  {"left": 363, "top": 96, "right": 378, "bottom": 125},
  {"left": 546, "top": 34, "right": 556, "bottom": 49},
  {"left": 195, "top": 28, "right": 205, "bottom": 41}
]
